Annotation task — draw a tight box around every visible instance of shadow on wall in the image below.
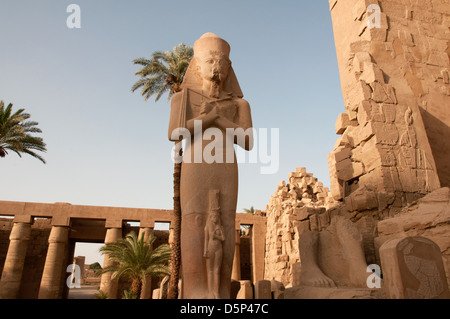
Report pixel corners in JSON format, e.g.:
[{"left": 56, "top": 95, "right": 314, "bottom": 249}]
[{"left": 419, "top": 107, "right": 450, "bottom": 188}]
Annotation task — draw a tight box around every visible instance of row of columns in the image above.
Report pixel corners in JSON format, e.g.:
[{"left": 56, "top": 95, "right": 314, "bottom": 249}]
[
  {"left": 0, "top": 216, "right": 159, "bottom": 299},
  {"left": 0, "top": 222, "right": 133, "bottom": 299},
  {"left": 0, "top": 219, "right": 70, "bottom": 299},
  {"left": 0, "top": 220, "right": 251, "bottom": 299}
]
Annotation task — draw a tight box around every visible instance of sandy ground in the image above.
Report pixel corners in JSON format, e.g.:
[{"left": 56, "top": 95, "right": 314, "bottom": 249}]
[{"left": 68, "top": 285, "right": 99, "bottom": 299}]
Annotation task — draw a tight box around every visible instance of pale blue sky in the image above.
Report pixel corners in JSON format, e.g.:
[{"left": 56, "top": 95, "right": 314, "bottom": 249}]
[{"left": 1, "top": 1, "right": 343, "bottom": 263}]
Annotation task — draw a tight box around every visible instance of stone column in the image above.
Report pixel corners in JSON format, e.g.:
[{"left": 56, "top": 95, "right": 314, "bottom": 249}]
[
  {"left": 0, "top": 221, "right": 32, "bottom": 299},
  {"left": 99, "top": 226, "right": 122, "bottom": 299},
  {"left": 72, "top": 256, "right": 85, "bottom": 285},
  {"left": 232, "top": 228, "right": 241, "bottom": 281},
  {"left": 138, "top": 227, "right": 154, "bottom": 299},
  {"left": 38, "top": 226, "right": 70, "bottom": 299},
  {"left": 252, "top": 220, "right": 266, "bottom": 283}
]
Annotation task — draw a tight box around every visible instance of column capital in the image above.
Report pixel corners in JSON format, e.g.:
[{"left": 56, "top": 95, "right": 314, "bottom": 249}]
[
  {"left": 13, "top": 214, "right": 33, "bottom": 224},
  {"left": 51, "top": 216, "right": 70, "bottom": 227},
  {"left": 104, "top": 227, "right": 122, "bottom": 244},
  {"left": 105, "top": 219, "right": 123, "bottom": 229},
  {"left": 138, "top": 227, "right": 154, "bottom": 243},
  {"left": 140, "top": 220, "right": 155, "bottom": 229},
  {"left": 9, "top": 222, "right": 32, "bottom": 241},
  {"left": 48, "top": 226, "right": 69, "bottom": 244}
]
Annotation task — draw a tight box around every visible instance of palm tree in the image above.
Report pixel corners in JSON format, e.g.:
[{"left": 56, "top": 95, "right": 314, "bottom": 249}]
[
  {"left": 243, "top": 206, "right": 255, "bottom": 214},
  {"left": 99, "top": 231, "right": 171, "bottom": 298},
  {"left": 132, "top": 43, "right": 193, "bottom": 299},
  {"left": 131, "top": 43, "right": 193, "bottom": 102},
  {"left": 88, "top": 262, "right": 102, "bottom": 270},
  {"left": 0, "top": 100, "right": 47, "bottom": 163}
]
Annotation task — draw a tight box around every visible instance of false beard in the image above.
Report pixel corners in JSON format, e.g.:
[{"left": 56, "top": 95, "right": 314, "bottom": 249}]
[{"left": 208, "top": 72, "right": 222, "bottom": 98}]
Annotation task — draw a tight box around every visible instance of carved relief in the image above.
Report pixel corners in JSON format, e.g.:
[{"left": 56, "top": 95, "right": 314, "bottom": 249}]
[{"left": 203, "top": 190, "right": 225, "bottom": 299}]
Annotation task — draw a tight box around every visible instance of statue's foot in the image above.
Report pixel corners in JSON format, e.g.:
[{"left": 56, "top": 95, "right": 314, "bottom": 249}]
[
  {"left": 349, "top": 265, "right": 371, "bottom": 288},
  {"left": 301, "top": 268, "right": 336, "bottom": 288}
]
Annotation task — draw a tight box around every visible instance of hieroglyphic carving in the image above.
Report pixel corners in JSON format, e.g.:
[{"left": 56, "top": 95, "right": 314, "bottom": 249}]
[{"left": 380, "top": 237, "right": 450, "bottom": 299}]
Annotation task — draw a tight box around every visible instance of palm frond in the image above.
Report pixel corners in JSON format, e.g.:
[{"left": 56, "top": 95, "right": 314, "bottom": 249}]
[
  {"left": 132, "top": 57, "right": 151, "bottom": 66},
  {"left": 243, "top": 206, "right": 255, "bottom": 214},
  {"left": 131, "top": 43, "right": 193, "bottom": 103},
  {"left": 0, "top": 101, "right": 46, "bottom": 163},
  {"left": 19, "top": 148, "right": 46, "bottom": 164},
  {"left": 99, "top": 231, "right": 172, "bottom": 297}
]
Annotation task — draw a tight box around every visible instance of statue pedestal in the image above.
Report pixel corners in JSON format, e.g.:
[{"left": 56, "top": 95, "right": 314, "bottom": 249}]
[{"left": 283, "top": 285, "right": 385, "bottom": 299}]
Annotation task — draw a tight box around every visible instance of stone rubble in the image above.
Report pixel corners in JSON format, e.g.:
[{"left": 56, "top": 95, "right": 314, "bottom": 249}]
[{"left": 264, "top": 167, "right": 339, "bottom": 286}]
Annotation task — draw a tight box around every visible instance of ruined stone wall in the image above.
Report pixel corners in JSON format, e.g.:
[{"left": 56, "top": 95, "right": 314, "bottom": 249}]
[
  {"left": 263, "top": 168, "right": 338, "bottom": 286},
  {"left": 328, "top": 0, "right": 449, "bottom": 219}
]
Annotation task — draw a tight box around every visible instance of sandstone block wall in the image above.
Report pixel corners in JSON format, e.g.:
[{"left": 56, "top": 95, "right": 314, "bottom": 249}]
[{"left": 328, "top": 0, "right": 449, "bottom": 219}]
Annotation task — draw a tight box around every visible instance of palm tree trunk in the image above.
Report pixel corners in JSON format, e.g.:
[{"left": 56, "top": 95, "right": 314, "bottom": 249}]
[
  {"left": 132, "top": 279, "right": 142, "bottom": 298},
  {"left": 167, "top": 143, "right": 182, "bottom": 299}
]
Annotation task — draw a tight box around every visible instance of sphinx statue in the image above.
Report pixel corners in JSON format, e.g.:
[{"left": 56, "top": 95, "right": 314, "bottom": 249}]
[{"left": 168, "top": 33, "right": 253, "bottom": 299}]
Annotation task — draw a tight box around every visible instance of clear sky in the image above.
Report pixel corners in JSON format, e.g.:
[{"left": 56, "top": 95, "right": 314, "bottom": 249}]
[{"left": 1, "top": 1, "right": 343, "bottom": 264}]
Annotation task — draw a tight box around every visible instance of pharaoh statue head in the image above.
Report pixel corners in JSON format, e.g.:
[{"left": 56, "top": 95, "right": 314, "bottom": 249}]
[
  {"left": 194, "top": 33, "right": 231, "bottom": 85},
  {"left": 181, "top": 33, "right": 243, "bottom": 98}
]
